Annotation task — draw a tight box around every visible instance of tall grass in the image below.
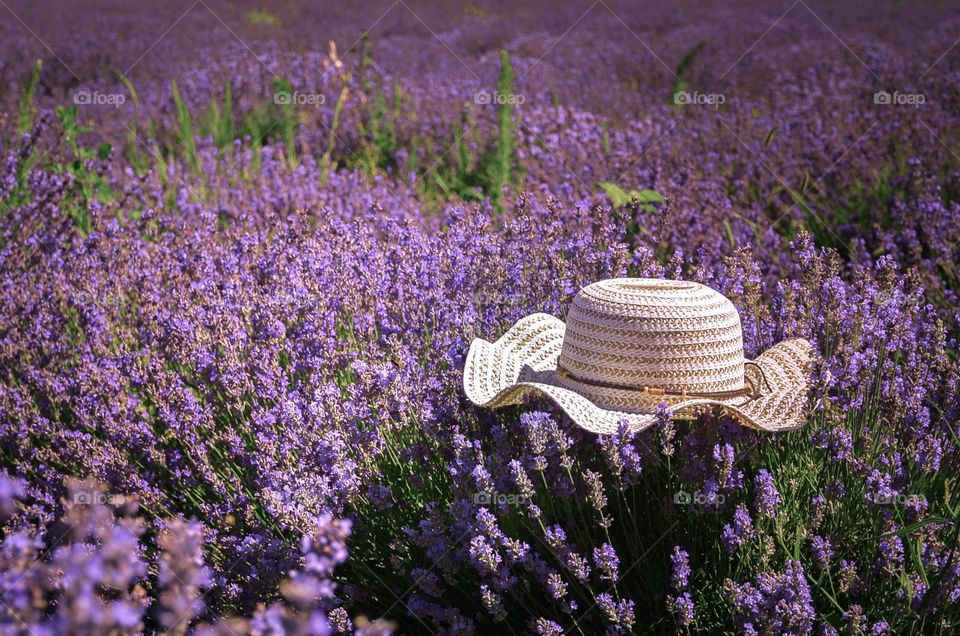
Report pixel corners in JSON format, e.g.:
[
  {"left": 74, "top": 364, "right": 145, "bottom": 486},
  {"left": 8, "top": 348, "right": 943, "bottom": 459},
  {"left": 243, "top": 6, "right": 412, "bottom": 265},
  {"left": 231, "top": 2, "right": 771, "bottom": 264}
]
[
  {"left": 171, "top": 80, "right": 199, "bottom": 175},
  {"left": 16, "top": 59, "right": 43, "bottom": 135}
]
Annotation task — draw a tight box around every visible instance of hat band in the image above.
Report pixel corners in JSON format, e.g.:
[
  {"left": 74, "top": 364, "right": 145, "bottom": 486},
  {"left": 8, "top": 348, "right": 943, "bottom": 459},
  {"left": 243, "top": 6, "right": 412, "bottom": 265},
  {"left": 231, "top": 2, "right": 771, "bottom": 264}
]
[{"left": 555, "top": 364, "right": 756, "bottom": 400}]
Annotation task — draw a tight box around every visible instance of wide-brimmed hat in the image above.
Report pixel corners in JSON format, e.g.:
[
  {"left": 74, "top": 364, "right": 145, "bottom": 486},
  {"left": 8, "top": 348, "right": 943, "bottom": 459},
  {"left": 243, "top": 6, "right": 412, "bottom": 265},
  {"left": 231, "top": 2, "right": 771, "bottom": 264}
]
[{"left": 463, "top": 278, "right": 816, "bottom": 434}]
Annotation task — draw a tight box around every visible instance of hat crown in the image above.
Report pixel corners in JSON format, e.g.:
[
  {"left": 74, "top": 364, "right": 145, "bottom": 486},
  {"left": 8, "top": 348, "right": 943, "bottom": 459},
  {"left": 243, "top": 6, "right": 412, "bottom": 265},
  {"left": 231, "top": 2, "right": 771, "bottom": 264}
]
[{"left": 557, "top": 278, "right": 745, "bottom": 393}]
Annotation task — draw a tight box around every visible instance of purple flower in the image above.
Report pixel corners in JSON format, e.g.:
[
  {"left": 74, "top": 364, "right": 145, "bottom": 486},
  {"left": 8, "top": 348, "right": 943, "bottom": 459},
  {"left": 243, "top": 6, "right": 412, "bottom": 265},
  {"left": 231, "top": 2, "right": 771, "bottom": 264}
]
[
  {"left": 480, "top": 584, "right": 507, "bottom": 622},
  {"left": 810, "top": 427, "right": 853, "bottom": 462},
  {"left": 534, "top": 618, "right": 564, "bottom": 635},
  {"left": 726, "top": 561, "right": 815, "bottom": 635},
  {"left": 810, "top": 535, "right": 834, "bottom": 571},
  {"left": 155, "top": 519, "right": 211, "bottom": 630},
  {"left": 838, "top": 560, "right": 860, "bottom": 594},
  {"left": 546, "top": 571, "right": 567, "bottom": 600},
  {"left": 713, "top": 443, "right": 743, "bottom": 491},
  {"left": 670, "top": 591, "right": 695, "bottom": 628},
  {"left": 754, "top": 469, "right": 781, "bottom": 518},
  {"left": 655, "top": 404, "right": 676, "bottom": 457},
  {"left": 670, "top": 546, "right": 691, "bottom": 591},
  {"left": 599, "top": 422, "right": 643, "bottom": 489},
  {"left": 597, "top": 593, "right": 636, "bottom": 634},
  {"left": 1, "top": 11, "right": 959, "bottom": 632},
  {"left": 592, "top": 543, "right": 620, "bottom": 581},
  {"left": 302, "top": 515, "right": 353, "bottom": 579},
  {"left": 0, "top": 472, "right": 26, "bottom": 519},
  {"left": 722, "top": 505, "right": 756, "bottom": 553},
  {"left": 871, "top": 621, "right": 890, "bottom": 635},
  {"left": 469, "top": 535, "right": 502, "bottom": 576},
  {"left": 544, "top": 525, "right": 567, "bottom": 551}
]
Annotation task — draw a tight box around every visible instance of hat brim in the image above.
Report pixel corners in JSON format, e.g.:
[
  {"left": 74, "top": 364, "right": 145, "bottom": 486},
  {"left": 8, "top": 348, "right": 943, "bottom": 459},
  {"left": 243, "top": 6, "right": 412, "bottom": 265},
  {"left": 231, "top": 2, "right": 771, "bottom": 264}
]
[{"left": 463, "top": 313, "right": 816, "bottom": 435}]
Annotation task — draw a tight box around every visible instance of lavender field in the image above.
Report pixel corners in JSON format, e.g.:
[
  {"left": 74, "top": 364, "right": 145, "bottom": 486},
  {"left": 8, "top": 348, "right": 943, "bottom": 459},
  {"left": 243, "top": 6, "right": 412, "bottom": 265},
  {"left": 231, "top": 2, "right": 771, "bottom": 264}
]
[{"left": 1, "top": 0, "right": 959, "bottom": 633}]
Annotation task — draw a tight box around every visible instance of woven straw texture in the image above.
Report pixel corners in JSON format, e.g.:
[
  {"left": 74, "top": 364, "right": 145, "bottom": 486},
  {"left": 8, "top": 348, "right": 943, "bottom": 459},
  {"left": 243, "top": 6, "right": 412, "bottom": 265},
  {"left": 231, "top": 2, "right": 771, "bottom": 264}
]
[{"left": 463, "top": 279, "right": 816, "bottom": 434}]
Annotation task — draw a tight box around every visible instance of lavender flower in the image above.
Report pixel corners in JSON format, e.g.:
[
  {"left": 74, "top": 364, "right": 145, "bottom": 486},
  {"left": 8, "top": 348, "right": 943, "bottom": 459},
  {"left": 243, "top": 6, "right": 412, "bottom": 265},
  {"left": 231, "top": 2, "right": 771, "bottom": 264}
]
[
  {"left": 1, "top": 5, "right": 959, "bottom": 632},
  {"left": 592, "top": 543, "right": 620, "bottom": 581},
  {"left": 597, "top": 593, "right": 636, "bottom": 634},
  {"left": 480, "top": 585, "right": 507, "bottom": 622},
  {"left": 726, "top": 561, "right": 815, "bottom": 635},
  {"left": 655, "top": 404, "right": 676, "bottom": 457},
  {"left": 754, "top": 469, "right": 781, "bottom": 518},
  {"left": 670, "top": 546, "right": 691, "bottom": 591},
  {"left": 534, "top": 618, "right": 564, "bottom": 635},
  {"left": 155, "top": 519, "right": 211, "bottom": 632},
  {"left": 669, "top": 591, "right": 695, "bottom": 628},
  {"left": 810, "top": 535, "right": 834, "bottom": 571},
  {"left": 722, "top": 505, "right": 756, "bottom": 554}
]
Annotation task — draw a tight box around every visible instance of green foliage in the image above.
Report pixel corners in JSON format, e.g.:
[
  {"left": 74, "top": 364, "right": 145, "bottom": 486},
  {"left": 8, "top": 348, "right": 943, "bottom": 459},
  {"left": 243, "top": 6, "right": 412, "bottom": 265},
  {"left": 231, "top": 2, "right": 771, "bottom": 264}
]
[
  {"left": 486, "top": 49, "right": 520, "bottom": 213},
  {"left": 221, "top": 80, "right": 235, "bottom": 148},
  {"left": 17, "top": 59, "right": 43, "bottom": 135},
  {"left": 117, "top": 71, "right": 151, "bottom": 175},
  {"left": 358, "top": 32, "right": 374, "bottom": 92},
  {"left": 601, "top": 182, "right": 669, "bottom": 261},
  {"left": 344, "top": 36, "right": 403, "bottom": 179},
  {"left": 52, "top": 105, "right": 115, "bottom": 235},
  {"left": 355, "top": 84, "right": 401, "bottom": 178},
  {"left": 2, "top": 59, "right": 45, "bottom": 224},
  {"left": 321, "top": 75, "right": 350, "bottom": 185},
  {"left": 101, "top": 41, "right": 523, "bottom": 210},
  {"left": 599, "top": 181, "right": 665, "bottom": 210},
  {"left": 423, "top": 50, "right": 523, "bottom": 212},
  {"left": 271, "top": 77, "right": 298, "bottom": 168},
  {"left": 171, "top": 81, "right": 199, "bottom": 174},
  {"left": 246, "top": 8, "right": 281, "bottom": 27},
  {"left": 776, "top": 161, "right": 909, "bottom": 260},
  {"left": 163, "top": 77, "right": 292, "bottom": 174},
  {"left": 202, "top": 79, "right": 236, "bottom": 153},
  {"left": 428, "top": 113, "right": 483, "bottom": 203},
  {"left": 671, "top": 39, "right": 708, "bottom": 106},
  {"left": 764, "top": 123, "right": 781, "bottom": 148}
]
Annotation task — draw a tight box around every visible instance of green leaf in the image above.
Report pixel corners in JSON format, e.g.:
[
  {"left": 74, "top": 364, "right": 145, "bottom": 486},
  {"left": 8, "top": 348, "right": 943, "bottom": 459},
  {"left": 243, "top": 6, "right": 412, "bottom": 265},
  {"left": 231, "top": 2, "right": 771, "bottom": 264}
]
[
  {"left": 722, "top": 219, "right": 735, "bottom": 247},
  {"left": 271, "top": 76, "right": 298, "bottom": 168},
  {"left": 880, "top": 516, "right": 952, "bottom": 538},
  {"left": 17, "top": 59, "right": 43, "bottom": 134},
  {"left": 599, "top": 181, "right": 632, "bottom": 207},
  {"left": 246, "top": 8, "right": 281, "bottom": 27},
  {"left": 633, "top": 189, "right": 665, "bottom": 204},
  {"left": 674, "top": 40, "right": 708, "bottom": 79},
  {"left": 670, "top": 40, "right": 707, "bottom": 104},
  {"left": 55, "top": 105, "right": 78, "bottom": 131},
  {"left": 599, "top": 182, "right": 665, "bottom": 208},
  {"left": 117, "top": 71, "right": 139, "bottom": 112},
  {"left": 764, "top": 124, "right": 780, "bottom": 147},
  {"left": 171, "top": 80, "right": 198, "bottom": 174}
]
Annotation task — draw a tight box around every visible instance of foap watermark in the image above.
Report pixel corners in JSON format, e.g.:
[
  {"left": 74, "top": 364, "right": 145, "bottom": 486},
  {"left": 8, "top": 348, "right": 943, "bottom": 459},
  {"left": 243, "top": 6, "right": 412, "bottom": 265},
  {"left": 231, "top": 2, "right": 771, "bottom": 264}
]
[
  {"left": 673, "top": 489, "right": 725, "bottom": 507},
  {"left": 873, "top": 91, "right": 925, "bottom": 108},
  {"left": 869, "top": 492, "right": 926, "bottom": 507},
  {"left": 674, "top": 90, "right": 725, "bottom": 106},
  {"left": 473, "top": 491, "right": 529, "bottom": 506},
  {"left": 274, "top": 90, "right": 326, "bottom": 108},
  {"left": 74, "top": 90, "right": 126, "bottom": 108},
  {"left": 261, "top": 290, "right": 326, "bottom": 311},
  {"left": 473, "top": 291, "right": 525, "bottom": 310},
  {"left": 73, "top": 290, "right": 130, "bottom": 310},
  {"left": 73, "top": 490, "right": 133, "bottom": 506},
  {"left": 474, "top": 89, "right": 525, "bottom": 106}
]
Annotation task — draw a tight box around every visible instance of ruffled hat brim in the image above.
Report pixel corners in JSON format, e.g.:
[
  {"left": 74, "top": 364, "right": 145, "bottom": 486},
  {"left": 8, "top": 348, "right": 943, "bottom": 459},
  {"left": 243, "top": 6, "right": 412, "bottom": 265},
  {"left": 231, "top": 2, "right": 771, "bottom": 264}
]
[{"left": 463, "top": 313, "right": 816, "bottom": 435}]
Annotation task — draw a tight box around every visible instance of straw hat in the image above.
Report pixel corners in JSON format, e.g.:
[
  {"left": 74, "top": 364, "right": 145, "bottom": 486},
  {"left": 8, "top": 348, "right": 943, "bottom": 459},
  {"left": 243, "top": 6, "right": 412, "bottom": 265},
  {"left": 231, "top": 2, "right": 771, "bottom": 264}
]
[{"left": 463, "top": 278, "right": 816, "bottom": 434}]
